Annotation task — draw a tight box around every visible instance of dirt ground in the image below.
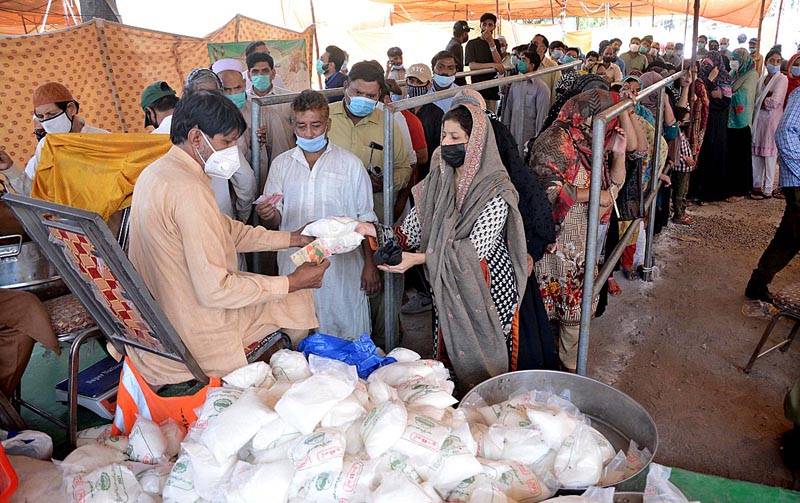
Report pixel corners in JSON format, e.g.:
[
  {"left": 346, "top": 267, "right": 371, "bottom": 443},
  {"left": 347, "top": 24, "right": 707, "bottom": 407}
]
[{"left": 401, "top": 196, "right": 800, "bottom": 489}]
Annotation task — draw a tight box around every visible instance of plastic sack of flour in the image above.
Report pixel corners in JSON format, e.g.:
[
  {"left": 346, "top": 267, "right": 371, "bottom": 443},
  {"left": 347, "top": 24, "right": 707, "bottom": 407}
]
[
  {"left": 2, "top": 430, "right": 53, "bottom": 460},
  {"left": 643, "top": 463, "right": 692, "bottom": 503},
  {"left": 554, "top": 425, "right": 604, "bottom": 488},
  {"left": 224, "top": 459, "right": 296, "bottom": 503},
  {"left": 289, "top": 428, "right": 346, "bottom": 485},
  {"left": 599, "top": 450, "right": 628, "bottom": 486},
  {"left": 624, "top": 440, "right": 653, "bottom": 479},
  {"left": 443, "top": 474, "right": 512, "bottom": 503},
  {"left": 250, "top": 417, "right": 302, "bottom": 463},
  {"left": 135, "top": 462, "right": 173, "bottom": 496},
  {"left": 125, "top": 416, "right": 168, "bottom": 464},
  {"left": 367, "top": 360, "right": 450, "bottom": 388},
  {"left": 59, "top": 444, "right": 127, "bottom": 477},
  {"left": 188, "top": 387, "right": 243, "bottom": 442},
  {"left": 396, "top": 381, "right": 458, "bottom": 410},
  {"left": 294, "top": 455, "right": 377, "bottom": 502},
  {"left": 223, "top": 361, "right": 274, "bottom": 389},
  {"left": 321, "top": 393, "right": 367, "bottom": 429},
  {"left": 302, "top": 217, "right": 359, "bottom": 238},
  {"left": 387, "top": 347, "right": 421, "bottom": 363},
  {"left": 180, "top": 441, "right": 236, "bottom": 500},
  {"left": 368, "top": 379, "right": 399, "bottom": 405},
  {"left": 345, "top": 417, "right": 366, "bottom": 455},
  {"left": 271, "top": 350, "right": 312, "bottom": 382},
  {"left": 481, "top": 458, "right": 558, "bottom": 503},
  {"left": 498, "top": 426, "right": 550, "bottom": 465},
  {"left": 161, "top": 453, "right": 199, "bottom": 503},
  {"left": 200, "top": 387, "right": 278, "bottom": 463},
  {"left": 65, "top": 463, "right": 150, "bottom": 503},
  {"left": 428, "top": 434, "right": 483, "bottom": 489},
  {"left": 361, "top": 400, "right": 408, "bottom": 458},
  {"left": 76, "top": 425, "right": 129, "bottom": 453},
  {"left": 526, "top": 408, "right": 582, "bottom": 449},
  {"left": 369, "top": 471, "right": 437, "bottom": 503},
  {"left": 587, "top": 427, "right": 614, "bottom": 465},
  {"left": 392, "top": 413, "right": 451, "bottom": 475},
  {"left": 276, "top": 374, "right": 355, "bottom": 434},
  {"left": 160, "top": 419, "right": 186, "bottom": 460},
  {"left": 478, "top": 402, "right": 531, "bottom": 428}
]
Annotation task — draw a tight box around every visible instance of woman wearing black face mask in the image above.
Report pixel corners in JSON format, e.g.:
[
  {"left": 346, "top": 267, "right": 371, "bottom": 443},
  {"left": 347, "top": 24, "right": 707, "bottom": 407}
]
[{"left": 373, "top": 100, "right": 528, "bottom": 393}]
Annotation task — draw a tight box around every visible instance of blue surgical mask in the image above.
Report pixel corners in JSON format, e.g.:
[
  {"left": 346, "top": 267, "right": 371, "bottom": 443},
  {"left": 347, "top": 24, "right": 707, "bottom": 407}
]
[
  {"left": 316, "top": 59, "right": 327, "bottom": 75},
  {"left": 432, "top": 74, "right": 456, "bottom": 88},
  {"left": 720, "top": 44, "right": 729, "bottom": 51},
  {"left": 226, "top": 91, "right": 246, "bottom": 109},
  {"left": 390, "top": 93, "right": 403, "bottom": 102},
  {"left": 792, "top": 67, "right": 800, "bottom": 78},
  {"left": 346, "top": 95, "right": 377, "bottom": 117},
  {"left": 766, "top": 64, "right": 781, "bottom": 75},
  {"left": 251, "top": 74, "right": 271, "bottom": 91},
  {"left": 551, "top": 49, "right": 564, "bottom": 60},
  {"left": 516, "top": 59, "right": 528, "bottom": 73},
  {"left": 296, "top": 132, "right": 327, "bottom": 153},
  {"left": 561, "top": 55, "right": 576, "bottom": 64}
]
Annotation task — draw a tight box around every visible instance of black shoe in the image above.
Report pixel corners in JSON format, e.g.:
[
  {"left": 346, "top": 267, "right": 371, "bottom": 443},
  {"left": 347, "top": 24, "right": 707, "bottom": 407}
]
[{"left": 745, "top": 282, "right": 773, "bottom": 304}]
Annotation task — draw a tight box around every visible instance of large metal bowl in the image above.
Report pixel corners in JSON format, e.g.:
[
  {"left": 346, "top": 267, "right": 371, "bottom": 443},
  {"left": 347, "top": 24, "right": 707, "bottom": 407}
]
[
  {"left": 0, "top": 238, "right": 65, "bottom": 299},
  {"left": 460, "top": 370, "right": 658, "bottom": 491}
]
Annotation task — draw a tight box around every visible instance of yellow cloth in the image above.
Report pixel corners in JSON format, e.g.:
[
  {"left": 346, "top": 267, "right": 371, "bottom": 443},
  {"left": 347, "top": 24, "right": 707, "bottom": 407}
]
[{"left": 31, "top": 133, "right": 171, "bottom": 220}]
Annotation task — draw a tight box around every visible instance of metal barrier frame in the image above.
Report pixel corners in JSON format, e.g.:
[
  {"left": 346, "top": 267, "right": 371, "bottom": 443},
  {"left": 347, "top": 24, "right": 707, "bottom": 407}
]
[
  {"left": 248, "top": 61, "right": 580, "bottom": 349},
  {"left": 575, "top": 70, "right": 685, "bottom": 376}
]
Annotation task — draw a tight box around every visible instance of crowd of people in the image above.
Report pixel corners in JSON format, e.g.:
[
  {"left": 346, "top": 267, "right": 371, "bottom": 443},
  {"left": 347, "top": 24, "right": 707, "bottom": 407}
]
[{"left": 2, "top": 16, "right": 800, "bottom": 400}]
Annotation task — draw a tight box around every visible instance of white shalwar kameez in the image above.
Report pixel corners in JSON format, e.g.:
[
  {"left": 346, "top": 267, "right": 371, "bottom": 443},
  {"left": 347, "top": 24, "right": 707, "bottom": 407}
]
[{"left": 266, "top": 142, "right": 377, "bottom": 339}]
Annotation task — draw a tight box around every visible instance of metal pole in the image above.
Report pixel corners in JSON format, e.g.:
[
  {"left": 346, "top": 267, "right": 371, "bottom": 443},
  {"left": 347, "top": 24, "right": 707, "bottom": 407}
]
[
  {"left": 690, "top": 0, "right": 700, "bottom": 63},
  {"left": 309, "top": 0, "right": 323, "bottom": 90},
  {"left": 774, "top": 0, "right": 785, "bottom": 46},
  {"left": 756, "top": 0, "right": 767, "bottom": 55},
  {"left": 250, "top": 98, "right": 262, "bottom": 274},
  {"left": 383, "top": 108, "right": 397, "bottom": 351},
  {"left": 641, "top": 88, "right": 665, "bottom": 282},
  {"left": 40, "top": 0, "right": 54, "bottom": 31},
  {"left": 576, "top": 118, "right": 608, "bottom": 376}
]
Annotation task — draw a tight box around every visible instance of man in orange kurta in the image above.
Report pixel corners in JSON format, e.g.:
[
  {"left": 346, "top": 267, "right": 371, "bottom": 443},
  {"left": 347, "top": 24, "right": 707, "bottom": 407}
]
[{"left": 125, "top": 90, "right": 330, "bottom": 386}]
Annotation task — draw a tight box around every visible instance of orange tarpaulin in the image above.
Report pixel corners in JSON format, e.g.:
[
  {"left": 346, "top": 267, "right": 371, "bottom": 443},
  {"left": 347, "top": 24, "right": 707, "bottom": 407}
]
[
  {"left": 376, "top": 0, "right": 772, "bottom": 28},
  {"left": 0, "top": 0, "right": 78, "bottom": 34},
  {"left": 0, "top": 15, "right": 314, "bottom": 168}
]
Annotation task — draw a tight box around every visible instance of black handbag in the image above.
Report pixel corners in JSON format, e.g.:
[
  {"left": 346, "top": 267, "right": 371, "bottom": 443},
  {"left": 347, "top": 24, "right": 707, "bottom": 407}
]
[{"left": 617, "top": 157, "right": 645, "bottom": 221}]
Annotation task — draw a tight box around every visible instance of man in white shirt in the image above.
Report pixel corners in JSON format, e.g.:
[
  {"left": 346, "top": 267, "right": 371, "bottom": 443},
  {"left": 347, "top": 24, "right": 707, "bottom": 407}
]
[
  {"left": 25, "top": 82, "right": 109, "bottom": 189},
  {"left": 257, "top": 90, "right": 379, "bottom": 339}
]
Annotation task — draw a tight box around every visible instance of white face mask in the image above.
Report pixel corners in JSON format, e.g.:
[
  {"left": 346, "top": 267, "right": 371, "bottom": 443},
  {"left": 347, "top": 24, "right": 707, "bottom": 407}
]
[
  {"left": 197, "top": 132, "right": 240, "bottom": 179},
  {"left": 729, "top": 60, "right": 740, "bottom": 72},
  {"left": 41, "top": 111, "right": 73, "bottom": 134}
]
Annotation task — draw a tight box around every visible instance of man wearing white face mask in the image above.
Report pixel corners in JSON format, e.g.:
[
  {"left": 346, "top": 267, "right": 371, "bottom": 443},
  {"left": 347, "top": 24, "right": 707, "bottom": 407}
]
[
  {"left": 25, "top": 82, "right": 109, "bottom": 190},
  {"left": 127, "top": 90, "right": 331, "bottom": 384},
  {"left": 429, "top": 50, "right": 460, "bottom": 112},
  {"left": 260, "top": 90, "right": 378, "bottom": 340}
]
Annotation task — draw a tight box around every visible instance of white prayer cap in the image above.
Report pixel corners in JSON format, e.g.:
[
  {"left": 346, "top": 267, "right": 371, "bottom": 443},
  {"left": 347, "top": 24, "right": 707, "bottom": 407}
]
[{"left": 212, "top": 58, "right": 243, "bottom": 75}]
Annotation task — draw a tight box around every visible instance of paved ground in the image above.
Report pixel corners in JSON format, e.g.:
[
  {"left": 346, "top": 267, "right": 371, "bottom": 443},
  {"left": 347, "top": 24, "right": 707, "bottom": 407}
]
[{"left": 402, "top": 196, "right": 800, "bottom": 488}]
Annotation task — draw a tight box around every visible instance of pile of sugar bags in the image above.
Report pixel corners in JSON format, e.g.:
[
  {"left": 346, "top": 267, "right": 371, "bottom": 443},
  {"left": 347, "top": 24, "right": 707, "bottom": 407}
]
[{"left": 59, "top": 347, "right": 648, "bottom": 502}]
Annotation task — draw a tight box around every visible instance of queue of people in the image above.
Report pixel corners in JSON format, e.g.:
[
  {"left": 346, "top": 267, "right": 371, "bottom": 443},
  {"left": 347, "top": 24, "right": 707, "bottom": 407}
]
[{"left": 2, "top": 26, "right": 800, "bottom": 398}]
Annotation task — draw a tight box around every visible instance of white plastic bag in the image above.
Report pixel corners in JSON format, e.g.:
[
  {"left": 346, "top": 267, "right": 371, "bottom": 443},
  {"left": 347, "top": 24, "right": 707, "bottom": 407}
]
[
  {"left": 1, "top": 430, "right": 53, "bottom": 460},
  {"left": 295, "top": 455, "right": 377, "bottom": 502},
  {"left": 321, "top": 393, "right": 367, "bottom": 429},
  {"left": 526, "top": 408, "right": 581, "bottom": 449},
  {"left": 250, "top": 417, "right": 302, "bottom": 463},
  {"left": 392, "top": 413, "right": 451, "bottom": 477},
  {"left": 643, "top": 463, "right": 691, "bottom": 503},
  {"left": 368, "top": 379, "right": 399, "bottom": 405},
  {"left": 478, "top": 402, "right": 530, "bottom": 428},
  {"left": 587, "top": 426, "right": 614, "bottom": 465},
  {"left": 554, "top": 425, "right": 604, "bottom": 488},
  {"left": 65, "top": 463, "right": 149, "bottom": 503},
  {"left": 59, "top": 444, "right": 127, "bottom": 477},
  {"left": 443, "top": 474, "right": 512, "bottom": 503},
  {"left": 387, "top": 347, "right": 421, "bottom": 362},
  {"left": 200, "top": 387, "right": 278, "bottom": 463},
  {"left": 189, "top": 387, "right": 243, "bottom": 442},
  {"left": 276, "top": 373, "right": 355, "bottom": 434},
  {"left": 544, "top": 486, "right": 616, "bottom": 502},
  {"left": 160, "top": 419, "right": 186, "bottom": 460},
  {"left": 368, "top": 360, "right": 450, "bottom": 388},
  {"left": 126, "top": 416, "right": 169, "bottom": 464},
  {"left": 302, "top": 217, "right": 359, "bottom": 238},
  {"left": 599, "top": 450, "right": 628, "bottom": 486},
  {"left": 361, "top": 401, "right": 408, "bottom": 458},
  {"left": 271, "top": 349, "right": 312, "bottom": 382},
  {"left": 369, "top": 471, "right": 438, "bottom": 502},
  {"left": 76, "top": 425, "right": 129, "bottom": 453},
  {"left": 223, "top": 361, "right": 274, "bottom": 389},
  {"left": 481, "top": 459, "right": 558, "bottom": 503},
  {"left": 289, "top": 428, "right": 346, "bottom": 485},
  {"left": 136, "top": 462, "right": 173, "bottom": 496},
  {"left": 180, "top": 441, "right": 236, "bottom": 500},
  {"left": 428, "top": 434, "right": 483, "bottom": 489},
  {"left": 396, "top": 381, "right": 458, "bottom": 409},
  {"left": 161, "top": 453, "right": 198, "bottom": 503},
  {"left": 624, "top": 440, "right": 653, "bottom": 479},
  {"left": 224, "top": 459, "right": 296, "bottom": 503}
]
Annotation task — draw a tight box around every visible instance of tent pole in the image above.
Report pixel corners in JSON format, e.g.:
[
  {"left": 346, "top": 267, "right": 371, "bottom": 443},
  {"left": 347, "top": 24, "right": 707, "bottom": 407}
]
[
  {"left": 309, "top": 0, "right": 323, "bottom": 89},
  {"left": 21, "top": 14, "right": 28, "bottom": 33},
  {"left": 506, "top": 0, "right": 511, "bottom": 22},
  {"left": 549, "top": 0, "right": 556, "bottom": 24},
  {"left": 496, "top": 0, "right": 500, "bottom": 29},
  {"left": 756, "top": 0, "right": 766, "bottom": 53},
  {"left": 652, "top": 3, "right": 655, "bottom": 27},
  {"left": 40, "top": 0, "right": 53, "bottom": 31},
  {"left": 773, "top": 0, "right": 784, "bottom": 46},
  {"left": 630, "top": 2, "right": 633, "bottom": 26},
  {"left": 690, "top": 0, "right": 700, "bottom": 64}
]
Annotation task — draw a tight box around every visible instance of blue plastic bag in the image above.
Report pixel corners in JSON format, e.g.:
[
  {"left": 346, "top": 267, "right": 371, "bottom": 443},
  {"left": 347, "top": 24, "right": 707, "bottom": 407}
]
[{"left": 298, "top": 333, "right": 397, "bottom": 379}]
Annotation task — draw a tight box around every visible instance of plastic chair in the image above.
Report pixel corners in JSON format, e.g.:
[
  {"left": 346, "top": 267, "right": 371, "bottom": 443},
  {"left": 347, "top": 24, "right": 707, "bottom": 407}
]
[{"left": 744, "top": 285, "right": 800, "bottom": 373}]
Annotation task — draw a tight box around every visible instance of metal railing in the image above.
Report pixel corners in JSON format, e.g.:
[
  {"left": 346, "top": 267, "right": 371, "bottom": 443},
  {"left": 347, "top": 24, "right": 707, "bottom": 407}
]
[
  {"left": 248, "top": 60, "right": 578, "bottom": 347},
  {"left": 575, "top": 70, "right": 685, "bottom": 376}
]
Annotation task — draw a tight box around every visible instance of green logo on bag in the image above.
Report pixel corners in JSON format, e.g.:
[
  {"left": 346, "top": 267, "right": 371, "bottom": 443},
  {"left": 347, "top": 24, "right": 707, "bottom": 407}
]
[
  {"left": 214, "top": 398, "right": 233, "bottom": 412},
  {"left": 99, "top": 473, "right": 111, "bottom": 491},
  {"left": 173, "top": 462, "right": 187, "bottom": 474},
  {"left": 315, "top": 472, "right": 333, "bottom": 490},
  {"left": 306, "top": 432, "right": 325, "bottom": 446},
  {"left": 415, "top": 416, "right": 435, "bottom": 428}
]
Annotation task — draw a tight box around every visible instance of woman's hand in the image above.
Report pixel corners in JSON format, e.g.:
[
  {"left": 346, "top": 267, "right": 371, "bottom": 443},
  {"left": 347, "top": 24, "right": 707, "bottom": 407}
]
[
  {"left": 355, "top": 222, "right": 377, "bottom": 238},
  {"left": 710, "top": 88, "right": 722, "bottom": 99},
  {"left": 709, "top": 67, "right": 719, "bottom": 82},
  {"left": 377, "top": 252, "right": 426, "bottom": 274},
  {"left": 599, "top": 190, "right": 614, "bottom": 209},
  {"left": 611, "top": 127, "right": 627, "bottom": 156},
  {"left": 658, "top": 173, "right": 672, "bottom": 187}
]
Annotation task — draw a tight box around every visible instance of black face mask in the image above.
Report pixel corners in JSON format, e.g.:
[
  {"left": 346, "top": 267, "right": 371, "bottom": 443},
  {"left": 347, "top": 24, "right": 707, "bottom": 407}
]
[
  {"left": 441, "top": 143, "right": 467, "bottom": 168},
  {"left": 34, "top": 129, "right": 46, "bottom": 142},
  {"left": 407, "top": 85, "right": 428, "bottom": 98},
  {"left": 603, "top": 55, "right": 616, "bottom": 63}
]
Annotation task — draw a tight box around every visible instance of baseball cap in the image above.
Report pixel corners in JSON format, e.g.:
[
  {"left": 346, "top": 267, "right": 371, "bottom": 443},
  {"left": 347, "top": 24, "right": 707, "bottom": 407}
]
[
  {"left": 140, "top": 81, "right": 177, "bottom": 126},
  {"left": 406, "top": 63, "right": 432, "bottom": 85},
  {"left": 453, "top": 20, "right": 472, "bottom": 32}
]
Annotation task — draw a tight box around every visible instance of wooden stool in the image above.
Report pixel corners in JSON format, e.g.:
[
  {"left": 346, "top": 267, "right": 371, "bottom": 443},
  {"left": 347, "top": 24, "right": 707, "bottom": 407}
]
[{"left": 744, "top": 285, "right": 800, "bottom": 373}]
